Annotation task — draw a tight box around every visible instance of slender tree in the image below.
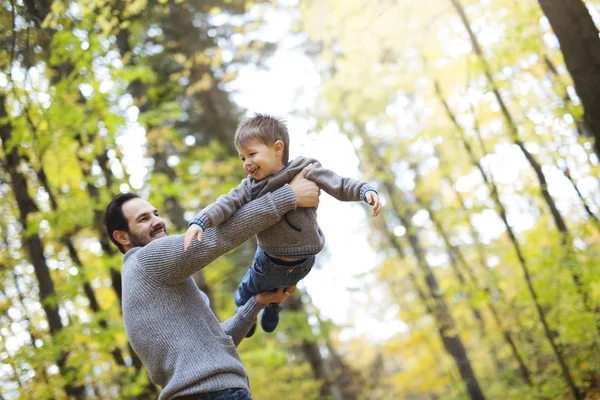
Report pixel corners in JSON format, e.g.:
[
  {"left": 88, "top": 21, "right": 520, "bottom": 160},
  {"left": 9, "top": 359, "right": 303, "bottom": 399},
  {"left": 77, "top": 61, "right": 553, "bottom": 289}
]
[
  {"left": 435, "top": 80, "right": 581, "bottom": 399},
  {"left": 353, "top": 123, "right": 486, "bottom": 400},
  {"left": 286, "top": 294, "right": 344, "bottom": 399},
  {"left": 537, "top": 0, "right": 600, "bottom": 155},
  {"left": 374, "top": 214, "right": 469, "bottom": 397},
  {"left": 1, "top": 95, "right": 85, "bottom": 399},
  {"left": 412, "top": 165, "right": 533, "bottom": 381},
  {"left": 449, "top": 0, "right": 574, "bottom": 246}
]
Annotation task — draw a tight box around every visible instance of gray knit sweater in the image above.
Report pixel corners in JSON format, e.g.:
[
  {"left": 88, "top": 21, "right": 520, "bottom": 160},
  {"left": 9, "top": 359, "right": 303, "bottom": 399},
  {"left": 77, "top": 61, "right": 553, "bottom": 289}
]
[
  {"left": 121, "top": 185, "right": 297, "bottom": 400},
  {"left": 190, "top": 157, "right": 375, "bottom": 259}
]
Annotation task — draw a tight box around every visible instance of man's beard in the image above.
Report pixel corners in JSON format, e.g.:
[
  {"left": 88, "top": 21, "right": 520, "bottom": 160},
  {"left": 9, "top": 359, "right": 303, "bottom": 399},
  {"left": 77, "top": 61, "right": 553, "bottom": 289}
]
[
  {"left": 128, "top": 231, "right": 151, "bottom": 248},
  {"left": 128, "top": 226, "right": 168, "bottom": 248}
]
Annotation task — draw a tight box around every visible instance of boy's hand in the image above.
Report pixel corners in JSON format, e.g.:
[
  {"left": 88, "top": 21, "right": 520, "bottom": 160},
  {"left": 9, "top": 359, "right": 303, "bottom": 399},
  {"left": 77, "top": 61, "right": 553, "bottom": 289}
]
[
  {"left": 365, "top": 191, "right": 382, "bottom": 217},
  {"left": 184, "top": 224, "right": 203, "bottom": 252}
]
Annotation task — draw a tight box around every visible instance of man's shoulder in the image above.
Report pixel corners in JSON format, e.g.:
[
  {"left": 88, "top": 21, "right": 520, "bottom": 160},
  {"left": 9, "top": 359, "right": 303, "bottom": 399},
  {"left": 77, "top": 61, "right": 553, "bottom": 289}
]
[{"left": 123, "top": 247, "right": 141, "bottom": 264}]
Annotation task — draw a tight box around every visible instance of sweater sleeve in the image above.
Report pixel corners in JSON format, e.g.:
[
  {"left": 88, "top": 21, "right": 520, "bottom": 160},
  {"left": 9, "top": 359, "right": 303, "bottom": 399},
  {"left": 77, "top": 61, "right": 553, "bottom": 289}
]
[
  {"left": 136, "top": 184, "right": 297, "bottom": 286},
  {"left": 189, "top": 177, "right": 253, "bottom": 230},
  {"left": 200, "top": 290, "right": 262, "bottom": 346},
  {"left": 305, "top": 160, "right": 375, "bottom": 202},
  {"left": 220, "top": 297, "right": 262, "bottom": 346}
]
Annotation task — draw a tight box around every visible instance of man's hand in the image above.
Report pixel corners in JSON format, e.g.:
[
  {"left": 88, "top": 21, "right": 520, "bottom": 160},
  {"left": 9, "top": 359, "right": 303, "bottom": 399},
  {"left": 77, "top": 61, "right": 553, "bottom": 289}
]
[
  {"left": 365, "top": 191, "right": 382, "bottom": 217},
  {"left": 256, "top": 286, "right": 297, "bottom": 305},
  {"left": 290, "top": 164, "right": 320, "bottom": 208},
  {"left": 184, "top": 224, "right": 203, "bottom": 252}
]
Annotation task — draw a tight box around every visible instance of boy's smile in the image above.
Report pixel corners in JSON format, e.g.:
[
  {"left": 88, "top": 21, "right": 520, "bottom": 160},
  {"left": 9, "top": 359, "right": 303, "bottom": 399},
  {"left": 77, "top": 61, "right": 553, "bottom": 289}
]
[{"left": 238, "top": 139, "right": 285, "bottom": 181}]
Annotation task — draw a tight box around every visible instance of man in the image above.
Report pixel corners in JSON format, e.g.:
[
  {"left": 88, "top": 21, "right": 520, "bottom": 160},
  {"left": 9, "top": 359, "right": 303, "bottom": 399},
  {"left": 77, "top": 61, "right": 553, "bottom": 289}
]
[{"left": 104, "top": 166, "right": 319, "bottom": 400}]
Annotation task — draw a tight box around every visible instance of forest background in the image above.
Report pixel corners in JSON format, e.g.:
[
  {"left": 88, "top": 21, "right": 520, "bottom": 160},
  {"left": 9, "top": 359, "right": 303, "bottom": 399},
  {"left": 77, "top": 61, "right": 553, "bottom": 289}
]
[{"left": 1, "top": 0, "right": 600, "bottom": 399}]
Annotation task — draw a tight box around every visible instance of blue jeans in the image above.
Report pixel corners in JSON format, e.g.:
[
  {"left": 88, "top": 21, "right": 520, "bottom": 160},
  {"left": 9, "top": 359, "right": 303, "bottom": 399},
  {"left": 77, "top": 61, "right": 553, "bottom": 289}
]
[
  {"left": 234, "top": 247, "right": 316, "bottom": 307},
  {"left": 176, "top": 388, "right": 252, "bottom": 400}
]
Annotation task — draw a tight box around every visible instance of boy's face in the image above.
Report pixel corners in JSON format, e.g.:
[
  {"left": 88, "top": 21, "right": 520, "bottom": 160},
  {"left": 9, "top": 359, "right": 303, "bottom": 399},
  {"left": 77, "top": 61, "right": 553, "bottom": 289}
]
[{"left": 238, "top": 139, "right": 285, "bottom": 180}]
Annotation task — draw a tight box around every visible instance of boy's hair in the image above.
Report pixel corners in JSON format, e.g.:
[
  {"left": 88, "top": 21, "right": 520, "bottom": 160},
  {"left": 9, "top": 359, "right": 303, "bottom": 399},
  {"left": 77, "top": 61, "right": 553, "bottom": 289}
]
[
  {"left": 234, "top": 113, "right": 290, "bottom": 164},
  {"left": 104, "top": 192, "right": 140, "bottom": 254}
]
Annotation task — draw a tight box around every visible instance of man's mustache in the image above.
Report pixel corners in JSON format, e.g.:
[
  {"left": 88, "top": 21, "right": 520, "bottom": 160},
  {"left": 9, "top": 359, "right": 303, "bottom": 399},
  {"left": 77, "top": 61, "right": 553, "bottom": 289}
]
[{"left": 151, "top": 224, "right": 166, "bottom": 235}]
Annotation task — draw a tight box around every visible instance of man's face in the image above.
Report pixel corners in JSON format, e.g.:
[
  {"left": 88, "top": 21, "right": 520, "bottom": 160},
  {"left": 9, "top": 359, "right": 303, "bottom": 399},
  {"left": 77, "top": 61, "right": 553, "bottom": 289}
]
[{"left": 121, "top": 198, "right": 167, "bottom": 249}]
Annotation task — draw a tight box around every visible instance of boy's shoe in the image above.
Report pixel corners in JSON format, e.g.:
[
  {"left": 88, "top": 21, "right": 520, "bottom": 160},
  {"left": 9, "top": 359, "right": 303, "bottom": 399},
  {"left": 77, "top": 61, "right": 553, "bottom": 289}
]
[
  {"left": 261, "top": 303, "right": 283, "bottom": 333},
  {"left": 245, "top": 323, "right": 257, "bottom": 338}
]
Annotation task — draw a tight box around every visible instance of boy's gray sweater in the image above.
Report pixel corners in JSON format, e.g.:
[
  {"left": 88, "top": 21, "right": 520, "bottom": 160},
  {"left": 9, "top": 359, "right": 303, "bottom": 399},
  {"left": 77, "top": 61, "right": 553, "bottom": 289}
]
[
  {"left": 121, "top": 186, "right": 296, "bottom": 400},
  {"left": 191, "top": 157, "right": 374, "bottom": 259}
]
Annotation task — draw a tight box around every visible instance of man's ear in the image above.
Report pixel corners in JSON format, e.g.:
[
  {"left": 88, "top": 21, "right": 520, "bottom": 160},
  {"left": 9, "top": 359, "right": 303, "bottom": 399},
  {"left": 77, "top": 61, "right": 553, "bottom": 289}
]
[
  {"left": 112, "top": 230, "right": 130, "bottom": 248},
  {"left": 274, "top": 140, "right": 285, "bottom": 153}
]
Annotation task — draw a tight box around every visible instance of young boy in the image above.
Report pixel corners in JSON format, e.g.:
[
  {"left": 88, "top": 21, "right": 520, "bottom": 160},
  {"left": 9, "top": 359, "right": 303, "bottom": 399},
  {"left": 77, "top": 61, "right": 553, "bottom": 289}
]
[{"left": 184, "top": 114, "right": 381, "bottom": 336}]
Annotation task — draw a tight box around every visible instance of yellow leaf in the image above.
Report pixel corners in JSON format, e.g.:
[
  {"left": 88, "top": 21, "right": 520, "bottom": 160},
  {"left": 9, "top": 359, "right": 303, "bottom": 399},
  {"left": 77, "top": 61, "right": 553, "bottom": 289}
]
[
  {"left": 221, "top": 72, "right": 238, "bottom": 83},
  {"left": 186, "top": 73, "right": 213, "bottom": 96},
  {"left": 173, "top": 53, "right": 187, "bottom": 65},
  {"left": 580, "top": 362, "right": 592, "bottom": 372}
]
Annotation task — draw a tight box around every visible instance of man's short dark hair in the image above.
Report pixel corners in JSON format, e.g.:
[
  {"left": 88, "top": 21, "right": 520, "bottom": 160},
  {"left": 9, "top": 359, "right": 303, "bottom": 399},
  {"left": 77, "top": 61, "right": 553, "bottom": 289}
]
[{"left": 104, "top": 192, "right": 140, "bottom": 254}]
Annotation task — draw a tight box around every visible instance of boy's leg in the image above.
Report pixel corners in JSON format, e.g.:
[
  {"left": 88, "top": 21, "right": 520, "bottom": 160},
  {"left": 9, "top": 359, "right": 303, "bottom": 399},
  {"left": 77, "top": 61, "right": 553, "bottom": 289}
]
[
  {"left": 235, "top": 248, "right": 278, "bottom": 337},
  {"left": 260, "top": 302, "right": 284, "bottom": 333},
  {"left": 260, "top": 255, "right": 316, "bottom": 333},
  {"left": 234, "top": 268, "right": 258, "bottom": 308}
]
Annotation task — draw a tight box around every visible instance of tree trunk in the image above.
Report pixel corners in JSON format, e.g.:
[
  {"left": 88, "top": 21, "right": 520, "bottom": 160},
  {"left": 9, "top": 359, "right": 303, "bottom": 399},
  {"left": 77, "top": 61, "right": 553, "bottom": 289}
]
[
  {"left": 71, "top": 136, "right": 155, "bottom": 394},
  {"left": 538, "top": 0, "right": 600, "bottom": 155},
  {"left": 285, "top": 294, "right": 344, "bottom": 399},
  {"left": 403, "top": 222, "right": 485, "bottom": 400},
  {"left": 411, "top": 175, "right": 507, "bottom": 376},
  {"left": 33, "top": 159, "right": 128, "bottom": 369},
  {"left": 0, "top": 95, "right": 85, "bottom": 399},
  {"left": 441, "top": 171, "right": 534, "bottom": 386},
  {"left": 449, "top": 0, "right": 572, "bottom": 240},
  {"left": 542, "top": 56, "right": 600, "bottom": 231},
  {"left": 356, "top": 127, "right": 486, "bottom": 400},
  {"left": 114, "top": 17, "right": 219, "bottom": 314},
  {"left": 375, "top": 216, "right": 465, "bottom": 392},
  {"left": 435, "top": 80, "right": 582, "bottom": 399}
]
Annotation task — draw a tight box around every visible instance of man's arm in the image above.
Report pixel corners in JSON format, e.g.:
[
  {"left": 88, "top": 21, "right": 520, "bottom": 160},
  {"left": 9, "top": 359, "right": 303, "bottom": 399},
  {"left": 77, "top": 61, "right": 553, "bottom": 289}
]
[
  {"left": 219, "top": 287, "right": 296, "bottom": 346},
  {"left": 135, "top": 166, "right": 319, "bottom": 286},
  {"left": 136, "top": 185, "right": 295, "bottom": 285}
]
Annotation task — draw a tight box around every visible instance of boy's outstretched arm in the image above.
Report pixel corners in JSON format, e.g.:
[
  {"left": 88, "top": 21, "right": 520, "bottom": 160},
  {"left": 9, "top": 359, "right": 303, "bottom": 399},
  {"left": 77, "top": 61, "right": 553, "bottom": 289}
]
[{"left": 305, "top": 160, "right": 379, "bottom": 208}]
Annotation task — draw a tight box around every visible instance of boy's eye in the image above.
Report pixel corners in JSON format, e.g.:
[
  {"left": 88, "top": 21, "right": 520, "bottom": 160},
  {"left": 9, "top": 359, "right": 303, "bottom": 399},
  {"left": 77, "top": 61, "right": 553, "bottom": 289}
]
[{"left": 250, "top": 153, "right": 256, "bottom": 156}]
